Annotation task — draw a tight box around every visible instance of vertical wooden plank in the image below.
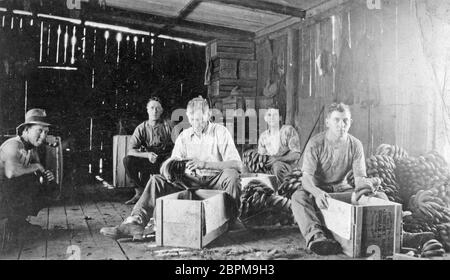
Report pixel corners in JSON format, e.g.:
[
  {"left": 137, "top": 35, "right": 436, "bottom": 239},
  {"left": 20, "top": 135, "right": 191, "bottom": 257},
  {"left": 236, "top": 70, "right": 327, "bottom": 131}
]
[
  {"left": 286, "top": 28, "right": 298, "bottom": 126},
  {"left": 352, "top": 206, "right": 363, "bottom": 258}
]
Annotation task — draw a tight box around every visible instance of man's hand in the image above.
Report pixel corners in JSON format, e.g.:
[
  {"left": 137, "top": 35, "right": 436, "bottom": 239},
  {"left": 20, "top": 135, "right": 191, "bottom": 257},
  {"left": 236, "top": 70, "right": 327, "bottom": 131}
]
[
  {"left": 147, "top": 152, "right": 158, "bottom": 164},
  {"left": 43, "top": 170, "right": 55, "bottom": 182},
  {"left": 186, "top": 159, "right": 206, "bottom": 172},
  {"left": 266, "top": 156, "right": 279, "bottom": 166},
  {"left": 314, "top": 190, "right": 330, "bottom": 209}
]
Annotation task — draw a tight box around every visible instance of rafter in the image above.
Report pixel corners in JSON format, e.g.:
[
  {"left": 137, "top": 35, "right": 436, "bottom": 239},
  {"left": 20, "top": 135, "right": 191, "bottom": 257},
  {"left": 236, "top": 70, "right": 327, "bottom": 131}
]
[{"left": 203, "top": 0, "right": 306, "bottom": 18}]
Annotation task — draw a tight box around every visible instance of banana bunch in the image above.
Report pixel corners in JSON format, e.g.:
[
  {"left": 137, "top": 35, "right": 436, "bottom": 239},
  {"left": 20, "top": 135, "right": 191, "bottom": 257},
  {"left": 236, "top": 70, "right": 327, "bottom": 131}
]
[
  {"left": 277, "top": 169, "right": 302, "bottom": 198},
  {"left": 436, "top": 223, "right": 450, "bottom": 251},
  {"left": 365, "top": 155, "right": 402, "bottom": 203},
  {"left": 239, "top": 179, "right": 275, "bottom": 218},
  {"left": 239, "top": 179, "right": 292, "bottom": 221},
  {"left": 395, "top": 152, "right": 450, "bottom": 203},
  {"left": 242, "top": 149, "right": 270, "bottom": 173},
  {"left": 403, "top": 213, "right": 437, "bottom": 234},
  {"left": 375, "top": 143, "right": 409, "bottom": 161},
  {"left": 408, "top": 189, "right": 450, "bottom": 224},
  {"left": 420, "top": 239, "right": 445, "bottom": 258},
  {"left": 161, "top": 159, "right": 188, "bottom": 182}
]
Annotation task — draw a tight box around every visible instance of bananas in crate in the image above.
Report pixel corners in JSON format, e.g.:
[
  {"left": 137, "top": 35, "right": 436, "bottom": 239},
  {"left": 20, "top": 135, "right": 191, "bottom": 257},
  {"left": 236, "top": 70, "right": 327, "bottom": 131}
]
[
  {"left": 420, "top": 239, "right": 445, "bottom": 258},
  {"left": 277, "top": 169, "right": 302, "bottom": 198},
  {"left": 375, "top": 143, "right": 409, "bottom": 160},
  {"left": 365, "top": 154, "right": 402, "bottom": 203},
  {"left": 243, "top": 149, "right": 270, "bottom": 173},
  {"left": 395, "top": 151, "right": 450, "bottom": 203},
  {"left": 239, "top": 179, "right": 291, "bottom": 219}
]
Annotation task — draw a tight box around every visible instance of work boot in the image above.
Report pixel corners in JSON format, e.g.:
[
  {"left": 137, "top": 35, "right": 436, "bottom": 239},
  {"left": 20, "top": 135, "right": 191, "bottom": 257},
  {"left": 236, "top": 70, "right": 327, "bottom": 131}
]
[
  {"left": 124, "top": 187, "right": 143, "bottom": 205},
  {"left": 100, "top": 221, "right": 144, "bottom": 241},
  {"left": 308, "top": 232, "right": 342, "bottom": 256},
  {"left": 402, "top": 231, "right": 435, "bottom": 249}
]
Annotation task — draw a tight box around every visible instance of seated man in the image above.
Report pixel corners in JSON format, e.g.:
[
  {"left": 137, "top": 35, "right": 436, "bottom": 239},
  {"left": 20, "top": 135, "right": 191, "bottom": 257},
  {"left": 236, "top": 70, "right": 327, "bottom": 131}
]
[
  {"left": 123, "top": 97, "right": 173, "bottom": 205},
  {"left": 291, "top": 102, "right": 433, "bottom": 256},
  {"left": 258, "top": 108, "right": 301, "bottom": 183},
  {"left": 100, "top": 96, "right": 243, "bottom": 240},
  {"left": 0, "top": 108, "right": 56, "bottom": 234}
]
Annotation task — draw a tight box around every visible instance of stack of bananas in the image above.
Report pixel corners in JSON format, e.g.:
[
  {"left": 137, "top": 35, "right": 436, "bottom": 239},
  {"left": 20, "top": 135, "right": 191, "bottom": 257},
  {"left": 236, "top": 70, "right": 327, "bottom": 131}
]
[
  {"left": 242, "top": 149, "right": 270, "bottom": 173},
  {"left": 408, "top": 189, "right": 450, "bottom": 224},
  {"left": 239, "top": 179, "right": 291, "bottom": 220},
  {"left": 403, "top": 213, "right": 439, "bottom": 235},
  {"left": 395, "top": 151, "right": 450, "bottom": 202},
  {"left": 436, "top": 223, "right": 450, "bottom": 251},
  {"left": 420, "top": 239, "right": 445, "bottom": 258},
  {"left": 375, "top": 143, "right": 409, "bottom": 160},
  {"left": 365, "top": 154, "right": 402, "bottom": 203},
  {"left": 277, "top": 169, "right": 302, "bottom": 198}
]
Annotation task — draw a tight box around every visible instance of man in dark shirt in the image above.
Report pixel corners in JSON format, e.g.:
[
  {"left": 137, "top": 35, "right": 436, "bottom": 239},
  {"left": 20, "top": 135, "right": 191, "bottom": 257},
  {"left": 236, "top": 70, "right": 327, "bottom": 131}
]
[{"left": 123, "top": 97, "right": 173, "bottom": 204}]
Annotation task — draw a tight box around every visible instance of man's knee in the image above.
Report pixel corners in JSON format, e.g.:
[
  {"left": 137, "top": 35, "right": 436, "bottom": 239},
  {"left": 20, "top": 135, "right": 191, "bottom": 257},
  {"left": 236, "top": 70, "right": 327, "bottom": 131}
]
[
  {"left": 292, "top": 189, "right": 314, "bottom": 208},
  {"left": 123, "top": 155, "right": 134, "bottom": 168}
]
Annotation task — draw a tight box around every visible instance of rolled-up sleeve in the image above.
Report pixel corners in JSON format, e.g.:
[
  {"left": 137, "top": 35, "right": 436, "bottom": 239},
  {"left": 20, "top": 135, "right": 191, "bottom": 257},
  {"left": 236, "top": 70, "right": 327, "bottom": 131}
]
[
  {"left": 285, "top": 125, "right": 301, "bottom": 153},
  {"left": 129, "top": 124, "right": 144, "bottom": 150},
  {"left": 218, "top": 126, "right": 241, "bottom": 162},
  {"left": 170, "top": 133, "right": 185, "bottom": 160},
  {"left": 301, "top": 141, "right": 318, "bottom": 177},
  {"left": 352, "top": 140, "right": 367, "bottom": 178}
]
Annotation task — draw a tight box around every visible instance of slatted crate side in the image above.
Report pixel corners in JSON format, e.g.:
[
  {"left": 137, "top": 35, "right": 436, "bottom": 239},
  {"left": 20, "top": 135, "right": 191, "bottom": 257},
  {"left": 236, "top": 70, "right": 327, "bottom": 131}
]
[
  {"left": 112, "top": 135, "right": 132, "bottom": 188},
  {"left": 211, "top": 58, "right": 238, "bottom": 79},
  {"left": 238, "top": 60, "right": 257, "bottom": 80},
  {"left": 322, "top": 193, "right": 402, "bottom": 258}
]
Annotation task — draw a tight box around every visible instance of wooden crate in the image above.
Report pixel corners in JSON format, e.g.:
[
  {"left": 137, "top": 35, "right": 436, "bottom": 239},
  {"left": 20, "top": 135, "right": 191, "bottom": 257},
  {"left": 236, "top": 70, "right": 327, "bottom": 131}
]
[
  {"left": 320, "top": 192, "right": 402, "bottom": 258},
  {"left": 212, "top": 58, "right": 238, "bottom": 79},
  {"left": 208, "top": 79, "right": 257, "bottom": 97},
  {"left": 209, "top": 39, "right": 255, "bottom": 60},
  {"left": 239, "top": 60, "right": 257, "bottom": 80},
  {"left": 44, "top": 135, "right": 63, "bottom": 193},
  {"left": 112, "top": 135, "right": 132, "bottom": 188},
  {"left": 155, "top": 189, "right": 231, "bottom": 249}
]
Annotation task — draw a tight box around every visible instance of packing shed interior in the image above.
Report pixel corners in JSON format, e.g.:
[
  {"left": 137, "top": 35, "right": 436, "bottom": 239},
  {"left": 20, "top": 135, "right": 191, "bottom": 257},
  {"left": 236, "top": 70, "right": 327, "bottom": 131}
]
[{"left": 1, "top": 0, "right": 450, "bottom": 260}]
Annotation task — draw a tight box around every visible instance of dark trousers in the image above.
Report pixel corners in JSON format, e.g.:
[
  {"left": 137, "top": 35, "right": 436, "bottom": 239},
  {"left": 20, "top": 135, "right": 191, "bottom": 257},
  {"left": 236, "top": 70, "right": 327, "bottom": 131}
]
[
  {"left": 0, "top": 173, "right": 57, "bottom": 221},
  {"left": 130, "top": 169, "right": 242, "bottom": 226},
  {"left": 123, "top": 155, "right": 164, "bottom": 189},
  {"left": 270, "top": 161, "right": 294, "bottom": 184}
]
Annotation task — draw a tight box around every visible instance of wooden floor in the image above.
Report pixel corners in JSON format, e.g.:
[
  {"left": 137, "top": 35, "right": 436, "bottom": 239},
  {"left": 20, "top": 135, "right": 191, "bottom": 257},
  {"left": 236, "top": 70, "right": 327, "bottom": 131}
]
[
  {"left": 1, "top": 198, "right": 448, "bottom": 260},
  {"left": 0, "top": 199, "right": 354, "bottom": 260}
]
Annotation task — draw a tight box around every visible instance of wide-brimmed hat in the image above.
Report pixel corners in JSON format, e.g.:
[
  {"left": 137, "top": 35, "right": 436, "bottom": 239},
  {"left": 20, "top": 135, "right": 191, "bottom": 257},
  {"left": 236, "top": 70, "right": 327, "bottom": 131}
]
[{"left": 16, "top": 108, "right": 51, "bottom": 133}]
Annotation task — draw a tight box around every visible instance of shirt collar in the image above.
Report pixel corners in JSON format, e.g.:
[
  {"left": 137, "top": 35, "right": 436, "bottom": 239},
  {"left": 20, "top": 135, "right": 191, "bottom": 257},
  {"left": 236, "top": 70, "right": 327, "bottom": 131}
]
[
  {"left": 189, "top": 122, "right": 211, "bottom": 138},
  {"left": 146, "top": 119, "right": 163, "bottom": 128}
]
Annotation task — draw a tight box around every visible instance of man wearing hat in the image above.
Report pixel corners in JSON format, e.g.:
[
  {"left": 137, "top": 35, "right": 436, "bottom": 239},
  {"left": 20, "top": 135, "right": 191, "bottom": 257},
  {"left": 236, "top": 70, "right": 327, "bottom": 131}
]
[
  {"left": 123, "top": 97, "right": 174, "bottom": 205},
  {"left": 0, "top": 108, "right": 56, "bottom": 233}
]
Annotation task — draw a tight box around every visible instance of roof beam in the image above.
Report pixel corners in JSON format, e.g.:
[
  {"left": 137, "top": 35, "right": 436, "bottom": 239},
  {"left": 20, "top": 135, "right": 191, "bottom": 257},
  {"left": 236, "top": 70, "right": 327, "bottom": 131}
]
[
  {"left": 203, "top": 0, "right": 306, "bottom": 18},
  {"left": 155, "top": 0, "right": 202, "bottom": 37}
]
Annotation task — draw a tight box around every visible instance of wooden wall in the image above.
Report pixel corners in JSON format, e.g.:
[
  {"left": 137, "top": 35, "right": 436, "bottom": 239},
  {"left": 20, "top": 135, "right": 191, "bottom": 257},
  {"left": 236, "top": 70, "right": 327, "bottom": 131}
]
[{"left": 255, "top": 0, "right": 450, "bottom": 160}]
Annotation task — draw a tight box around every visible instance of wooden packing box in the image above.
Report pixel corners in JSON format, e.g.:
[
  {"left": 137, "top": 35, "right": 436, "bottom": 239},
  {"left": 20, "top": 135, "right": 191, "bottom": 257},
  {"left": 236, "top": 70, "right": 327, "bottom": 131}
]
[
  {"left": 208, "top": 79, "right": 257, "bottom": 97},
  {"left": 238, "top": 60, "right": 257, "bottom": 80},
  {"left": 319, "top": 192, "right": 402, "bottom": 258},
  {"left": 155, "top": 189, "right": 231, "bottom": 249},
  {"left": 112, "top": 135, "right": 132, "bottom": 188},
  {"left": 209, "top": 39, "right": 255, "bottom": 60},
  {"left": 211, "top": 58, "right": 237, "bottom": 79}
]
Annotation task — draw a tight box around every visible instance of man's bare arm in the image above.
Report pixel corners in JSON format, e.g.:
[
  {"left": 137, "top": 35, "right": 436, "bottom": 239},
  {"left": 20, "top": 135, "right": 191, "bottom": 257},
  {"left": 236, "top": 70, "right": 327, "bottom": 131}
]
[{"left": 3, "top": 142, "right": 43, "bottom": 178}]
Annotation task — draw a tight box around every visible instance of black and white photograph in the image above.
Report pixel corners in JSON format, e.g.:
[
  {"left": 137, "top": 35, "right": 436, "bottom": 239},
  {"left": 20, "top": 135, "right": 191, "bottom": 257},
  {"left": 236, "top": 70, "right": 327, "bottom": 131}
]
[{"left": 0, "top": 0, "right": 449, "bottom": 266}]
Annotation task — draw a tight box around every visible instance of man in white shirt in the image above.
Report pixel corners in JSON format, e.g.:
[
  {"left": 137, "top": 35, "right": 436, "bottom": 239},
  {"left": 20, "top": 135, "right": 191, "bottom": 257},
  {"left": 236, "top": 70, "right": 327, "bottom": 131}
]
[
  {"left": 257, "top": 108, "right": 301, "bottom": 183},
  {"left": 100, "top": 96, "right": 243, "bottom": 240}
]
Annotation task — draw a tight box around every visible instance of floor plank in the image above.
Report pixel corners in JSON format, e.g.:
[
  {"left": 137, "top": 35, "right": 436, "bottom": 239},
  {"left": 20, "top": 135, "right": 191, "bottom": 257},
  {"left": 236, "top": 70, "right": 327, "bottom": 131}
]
[
  {"left": 18, "top": 208, "right": 49, "bottom": 260},
  {"left": 77, "top": 201, "right": 127, "bottom": 260},
  {"left": 45, "top": 204, "right": 72, "bottom": 260}
]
